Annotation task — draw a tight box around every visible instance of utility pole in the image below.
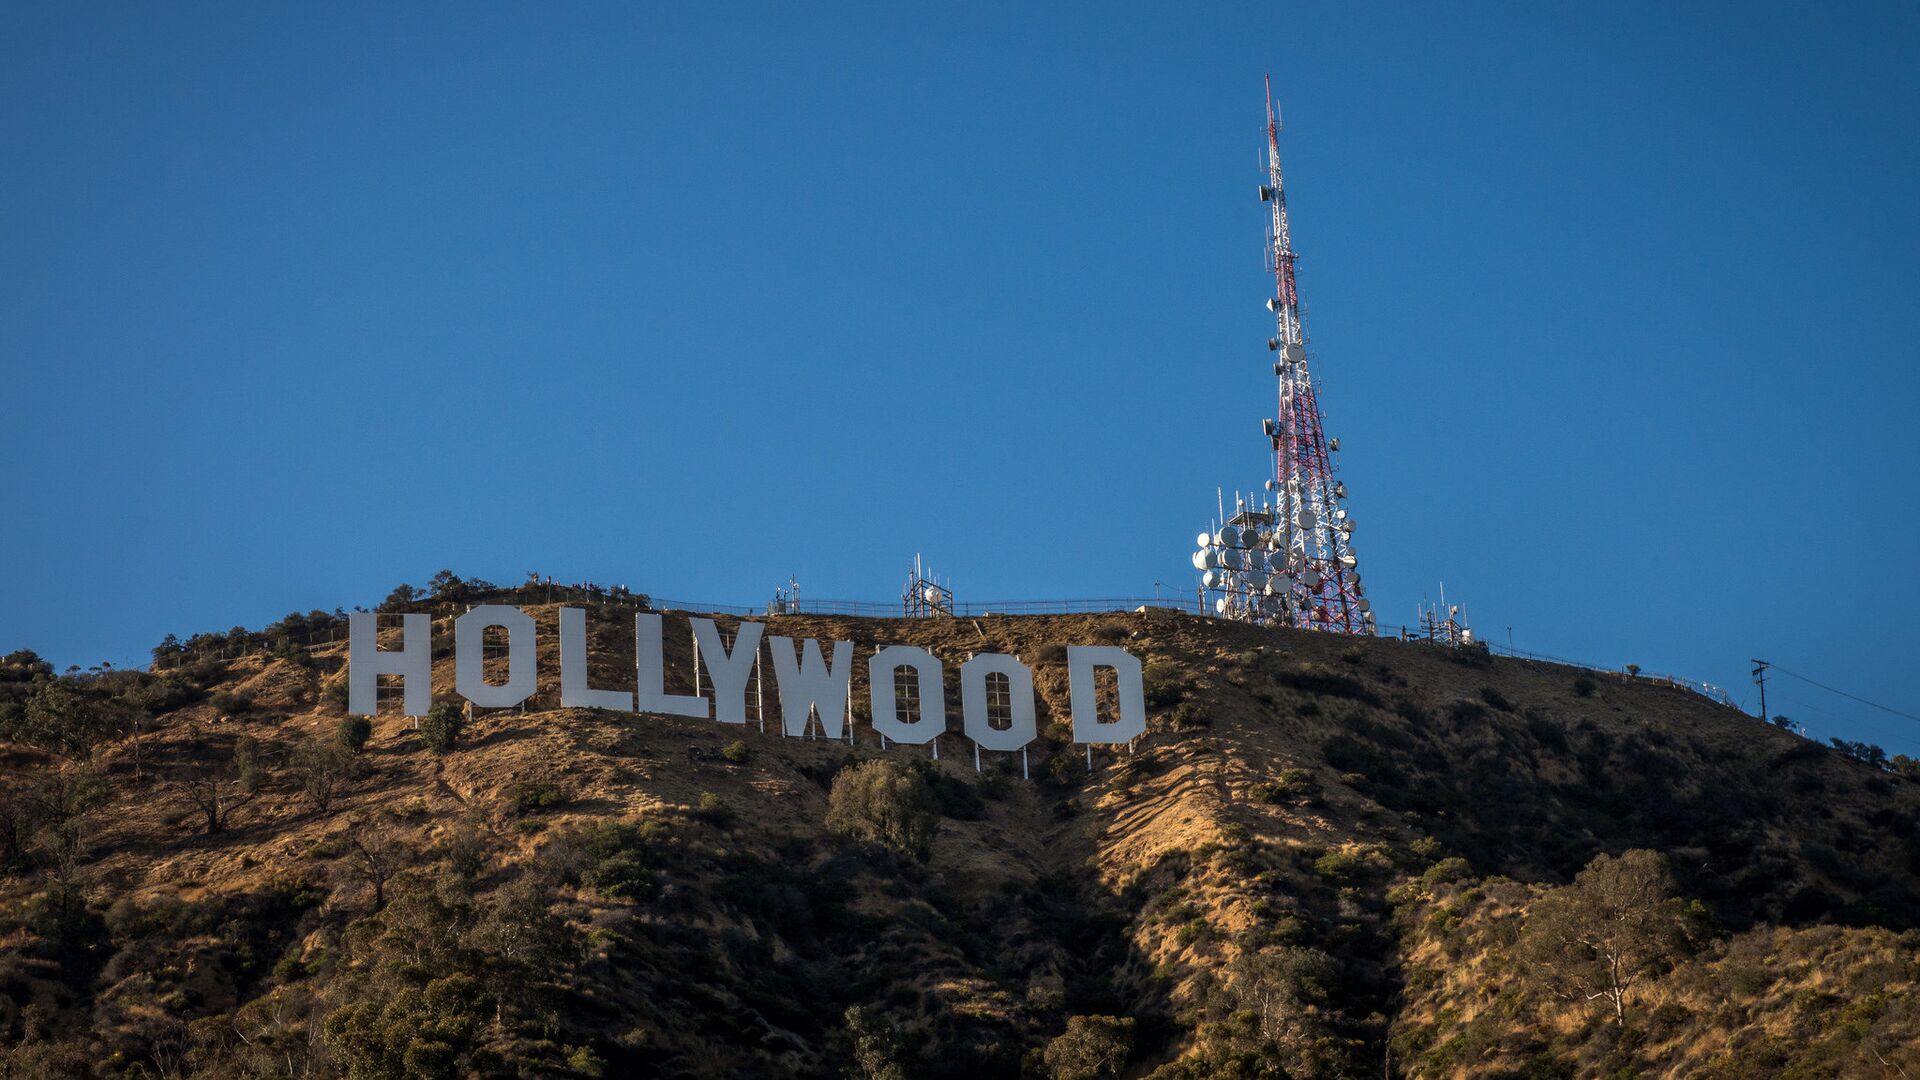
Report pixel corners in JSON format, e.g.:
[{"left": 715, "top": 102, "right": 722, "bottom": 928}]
[{"left": 1751, "top": 660, "right": 1769, "bottom": 723}]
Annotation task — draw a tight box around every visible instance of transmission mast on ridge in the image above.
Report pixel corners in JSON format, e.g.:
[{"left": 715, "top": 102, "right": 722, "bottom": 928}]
[{"left": 1191, "top": 79, "right": 1374, "bottom": 635}]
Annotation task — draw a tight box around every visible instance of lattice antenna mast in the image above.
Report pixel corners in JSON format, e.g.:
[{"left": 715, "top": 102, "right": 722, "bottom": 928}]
[
  {"left": 1191, "top": 80, "right": 1373, "bottom": 634},
  {"left": 1265, "top": 81, "right": 1302, "bottom": 353},
  {"left": 1260, "top": 77, "right": 1370, "bottom": 634}
]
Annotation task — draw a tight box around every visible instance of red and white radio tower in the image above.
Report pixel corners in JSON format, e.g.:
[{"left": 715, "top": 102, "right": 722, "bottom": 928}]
[{"left": 1191, "top": 79, "right": 1374, "bottom": 635}]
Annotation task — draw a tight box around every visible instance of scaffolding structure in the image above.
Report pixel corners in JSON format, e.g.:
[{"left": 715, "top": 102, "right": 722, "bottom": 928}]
[
  {"left": 902, "top": 555, "right": 953, "bottom": 618},
  {"left": 1192, "top": 79, "right": 1374, "bottom": 635},
  {"left": 1413, "top": 594, "right": 1476, "bottom": 648}
]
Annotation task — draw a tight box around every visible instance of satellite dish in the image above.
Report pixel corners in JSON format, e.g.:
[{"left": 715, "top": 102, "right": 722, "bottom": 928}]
[
  {"left": 1340, "top": 555, "right": 1358, "bottom": 569},
  {"left": 1298, "top": 509, "right": 1318, "bottom": 531},
  {"left": 1191, "top": 550, "right": 1210, "bottom": 570},
  {"left": 1202, "top": 569, "right": 1221, "bottom": 588},
  {"left": 924, "top": 586, "right": 943, "bottom": 603},
  {"left": 1214, "top": 597, "right": 1230, "bottom": 614},
  {"left": 1304, "top": 569, "right": 1322, "bottom": 589},
  {"left": 1357, "top": 598, "right": 1371, "bottom": 613},
  {"left": 1246, "top": 570, "right": 1269, "bottom": 588},
  {"left": 1218, "top": 525, "right": 1240, "bottom": 547},
  {"left": 1196, "top": 531, "right": 1214, "bottom": 549}
]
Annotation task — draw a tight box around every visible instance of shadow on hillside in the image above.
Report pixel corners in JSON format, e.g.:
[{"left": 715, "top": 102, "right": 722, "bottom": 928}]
[{"left": 1312, "top": 693, "right": 1920, "bottom": 931}]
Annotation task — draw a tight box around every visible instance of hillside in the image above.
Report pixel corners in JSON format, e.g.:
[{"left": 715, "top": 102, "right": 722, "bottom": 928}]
[{"left": 1, "top": 600, "right": 1917, "bottom": 1078}]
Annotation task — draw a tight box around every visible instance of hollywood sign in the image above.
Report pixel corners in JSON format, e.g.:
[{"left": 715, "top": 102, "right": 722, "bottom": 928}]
[{"left": 347, "top": 607, "right": 1146, "bottom": 754}]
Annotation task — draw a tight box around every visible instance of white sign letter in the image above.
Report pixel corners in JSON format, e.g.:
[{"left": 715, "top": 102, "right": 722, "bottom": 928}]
[
  {"left": 348, "top": 612, "right": 431, "bottom": 717},
  {"left": 1068, "top": 645, "right": 1146, "bottom": 745},
  {"left": 768, "top": 636, "right": 853, "bottom": 738},
  {"left": 960, "top": 652, "right": 1038, "bottom": 752},
  {"left": 693, "top": 618, "right": 764, "bottom": 725},
  {"left": 454, "top": 604, "right": 537, "bottom": 708},
  {"left": 869, "top": 645, "right": 945, "bottom": 745},
  {"left": 635, "top": 612, "right": 706, "bottom": 718},
  {"left": 559, "top": 607, "right": 633, "bottom": 711}
]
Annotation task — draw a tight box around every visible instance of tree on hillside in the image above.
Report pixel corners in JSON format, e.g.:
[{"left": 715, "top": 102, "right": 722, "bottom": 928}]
[
  {"left": 825, "top": 760, "right": 939, "bottom": 861},
  {"left": 1229, "top": 945, "right": 1336, "bottom": 1050},
  {"left": 10, "top": 678, "right": 130, "bottom": 761},
  {"left": 293, "top": 740, "right": 357, "bottom": 813},
  {"left": 151, "top": 634, "right": 185, "bottom": 668},
  {"left": 1520, "top": 849, "right": 1694, "bottom": 1025},
  {"left": 1043, "top": 1015, "right": 1134, "bottom": 1080},
  {"left": 464, "top": 877, "right": 577, "bottom": 1021},
  {"left": 14, "top": 767, "right": 112, "bottom": 940},
  {"left": 843, "top": 1005, "right": 908, "bottom": 1080},
  {"left": 428, "top": 569, "right": 464, "bottom": 598},
  {"left": 378, "top": 583, "right": 420, "bottom": 612},
  {"left": 176, "top": 736, "right": 266, "bottom": 835}
]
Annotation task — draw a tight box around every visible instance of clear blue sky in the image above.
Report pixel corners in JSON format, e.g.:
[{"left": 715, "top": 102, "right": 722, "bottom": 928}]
[{"left": 4, "top": 3, "right": 1917, "bottom": 754}]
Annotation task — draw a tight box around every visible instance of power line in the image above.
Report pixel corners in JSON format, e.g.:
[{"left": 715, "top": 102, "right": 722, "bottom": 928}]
[{"left": 1764, "top": 662, "right": 1920, "bottom": 724}]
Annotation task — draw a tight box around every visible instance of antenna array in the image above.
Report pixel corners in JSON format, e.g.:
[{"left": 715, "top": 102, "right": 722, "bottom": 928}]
[{"left": 1191, "top": 80, "right": 1374, "bottom": 635}]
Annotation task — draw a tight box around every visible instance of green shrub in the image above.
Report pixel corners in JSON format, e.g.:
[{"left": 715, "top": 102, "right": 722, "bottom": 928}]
[
  {"left": 570, "top": 821, "right": 658, "bottom": 899},
  {"left": 1420, "top": 857, "right": 1472, "bottom": 886},
  {"left": 825, "top": 759, "right": 939, "bottom": 861},
  {"left": 1169, "top": 701, "right": 1209, "bottom": 731},
  {"left": 509, "top": 779, "right": 568, "bottom": 814},
  {"left": 419, "top": 702, "right": 464, "bottom": 754},
  {"left": 721, "top": 739, "right": 751, "bottom": 763},
  {"left": 910, "top": 759, "right": 986, "bottom": 819},
  {"left": 1251, "top": 767, "right": 1316, "bottom": 803},
  {"left": 696, "top": 791, "right": 732, "bottom": 825},
  {"left": 1312, "top": 843, "right": 1392, "bottom": 883},
  {"left": 1142, "top": 660, "right": 1188, "bottom": 708},
  {"left": 209, "top": 689, "right": 255, "bottom": 716},
  {"left": 337, "top": 715, "right": 373, "bottom": 753}
]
